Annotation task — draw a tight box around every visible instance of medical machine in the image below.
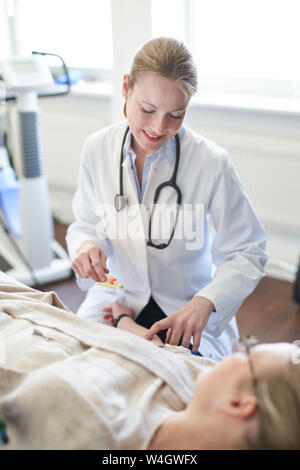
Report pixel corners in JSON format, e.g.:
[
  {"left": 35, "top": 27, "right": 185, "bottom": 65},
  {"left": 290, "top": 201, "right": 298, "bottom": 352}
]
[{"left": 0, "top": 53, "right": 72, "bottom": 286}]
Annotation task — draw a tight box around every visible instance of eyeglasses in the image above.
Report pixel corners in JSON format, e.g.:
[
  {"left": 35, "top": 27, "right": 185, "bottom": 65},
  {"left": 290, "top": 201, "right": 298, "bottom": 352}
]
[{"left": 233, "top": 335, "right": 259, "bottom": 395}]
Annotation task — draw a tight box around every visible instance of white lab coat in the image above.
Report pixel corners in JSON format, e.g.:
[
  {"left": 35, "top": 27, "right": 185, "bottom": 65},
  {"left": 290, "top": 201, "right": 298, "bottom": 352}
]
[{"left": 66, "top": 121, "right": 268, "bottom": 361}]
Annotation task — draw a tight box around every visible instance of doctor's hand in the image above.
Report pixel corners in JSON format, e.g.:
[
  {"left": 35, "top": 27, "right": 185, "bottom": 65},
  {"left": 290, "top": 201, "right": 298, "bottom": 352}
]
[
  {"left": 72, "top": 240, "right": 109, "bottom": 283},
  {"left": 144, "top": 296, "right": 215, "bottom": 353}
]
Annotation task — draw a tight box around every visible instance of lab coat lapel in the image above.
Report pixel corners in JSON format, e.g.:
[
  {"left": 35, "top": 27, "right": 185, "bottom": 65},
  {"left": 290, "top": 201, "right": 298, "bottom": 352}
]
[{"left": 122, "top": 156, "right": 139, "bottom": 206}]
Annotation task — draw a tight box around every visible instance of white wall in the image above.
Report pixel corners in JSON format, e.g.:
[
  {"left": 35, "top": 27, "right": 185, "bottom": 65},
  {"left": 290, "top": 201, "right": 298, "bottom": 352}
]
[
  {"left": 185, "top": 103, "right": 300, "bottom": 282},
  {"left": 0, "top": 0, "right": 12, "bottom": 58},
  {"left": 110, "top": 0, "right": 152, "bottom": 122}
]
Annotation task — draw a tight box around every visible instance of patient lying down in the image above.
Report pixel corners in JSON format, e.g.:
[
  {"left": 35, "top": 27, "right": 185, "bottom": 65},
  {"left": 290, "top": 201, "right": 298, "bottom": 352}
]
[
  {"left": 105, "top": 302, "right": 300, "bottom": 450},
  {"left": 0, "top": 275, "right": 299, "bottom": 450}
]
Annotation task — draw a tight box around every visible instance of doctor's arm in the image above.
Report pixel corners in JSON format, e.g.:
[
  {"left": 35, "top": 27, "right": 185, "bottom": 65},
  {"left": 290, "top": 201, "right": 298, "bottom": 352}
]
[
  {"left": 66, "top": 136, "right": 110, "bottom": 284},
  {"left": 145, "top": 153, "right": 267, "bottom": 347},
  {"left": 194, "top": 153, "right": 268, "bottom": 337}
]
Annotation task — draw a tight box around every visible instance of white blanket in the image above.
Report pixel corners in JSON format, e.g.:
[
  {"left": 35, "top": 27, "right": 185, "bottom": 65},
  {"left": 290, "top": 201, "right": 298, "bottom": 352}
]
[{"left": 0, "top": 272, "right": 215, "bottom": 449}]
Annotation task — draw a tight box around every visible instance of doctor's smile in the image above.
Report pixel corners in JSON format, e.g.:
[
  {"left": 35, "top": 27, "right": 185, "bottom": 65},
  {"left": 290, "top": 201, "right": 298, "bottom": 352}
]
[
  {"left": 141, "top": 128, "right": 164, "bottom": 142},
  {"left": 141, "top": 128, "right": 164, "bottom": 144},
  {"left": 68, "top": 37, "right": 267, "bottom": 362}
]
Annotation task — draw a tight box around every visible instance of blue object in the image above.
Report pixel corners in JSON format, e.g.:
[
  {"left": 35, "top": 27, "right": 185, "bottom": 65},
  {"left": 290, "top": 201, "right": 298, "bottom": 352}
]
[
  {"left": 54, "top": 70, "right": 84, "bottom": 85},
  {"left": 0, "top": 167, "right": 21, "bottom": 237},
  {"left": 157, "top": 345, "right": 201, "bottom": 356},
  {"left": 191, "top": 350, "right": 202, "bottom": 356},
  {"left": 0, "top": 414, "right": 8, "bottom": 445},
  {"left": 0, "top": 428, "right": 8, "bottom": 445}
]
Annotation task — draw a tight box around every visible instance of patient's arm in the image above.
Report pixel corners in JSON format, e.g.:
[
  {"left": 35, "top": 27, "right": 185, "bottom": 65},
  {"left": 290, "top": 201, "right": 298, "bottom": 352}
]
[
  {"left": 117, "top": 315, "right": 164, "bottom": 346},
  {"left": 103, "top": 303, "right": 164, "bottom": 346}
]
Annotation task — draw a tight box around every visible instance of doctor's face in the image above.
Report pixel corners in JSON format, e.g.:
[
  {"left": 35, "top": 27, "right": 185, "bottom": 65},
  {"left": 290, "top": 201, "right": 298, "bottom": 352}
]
[{"left": 123, "top": 72, "right": 187, "bottom": 157}]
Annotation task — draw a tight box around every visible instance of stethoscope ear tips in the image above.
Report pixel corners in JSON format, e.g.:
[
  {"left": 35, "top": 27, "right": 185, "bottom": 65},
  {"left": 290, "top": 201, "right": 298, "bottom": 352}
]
[{"left": 114, "top": 194, "right": 128, "bottom": 211}]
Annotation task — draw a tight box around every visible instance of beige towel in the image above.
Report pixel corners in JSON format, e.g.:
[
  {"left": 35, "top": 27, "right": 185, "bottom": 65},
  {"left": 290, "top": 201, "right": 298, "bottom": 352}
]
[{"left": 0, "top": 272, "right": 215, "bottom": 449}]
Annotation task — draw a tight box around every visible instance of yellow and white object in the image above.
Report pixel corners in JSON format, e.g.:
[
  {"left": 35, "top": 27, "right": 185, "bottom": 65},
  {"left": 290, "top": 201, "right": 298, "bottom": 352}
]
[{"left": 97, "top": 276, "right": 123, "bottom": 289}]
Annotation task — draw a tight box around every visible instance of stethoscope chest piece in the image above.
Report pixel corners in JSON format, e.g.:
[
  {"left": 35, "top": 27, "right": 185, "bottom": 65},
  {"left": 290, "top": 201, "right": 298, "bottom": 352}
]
[{"left": 114, "top": 194, "right": 128, "bottom": 211}]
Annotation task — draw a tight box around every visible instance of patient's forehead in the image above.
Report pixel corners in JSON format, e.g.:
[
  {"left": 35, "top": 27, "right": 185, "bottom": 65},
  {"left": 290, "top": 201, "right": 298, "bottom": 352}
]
[
  {"left": 251, "top": 342, "right": 297, "bottom": 373},
  {"left": 253, "top": 342, "right": 296, "bottom": 356}
]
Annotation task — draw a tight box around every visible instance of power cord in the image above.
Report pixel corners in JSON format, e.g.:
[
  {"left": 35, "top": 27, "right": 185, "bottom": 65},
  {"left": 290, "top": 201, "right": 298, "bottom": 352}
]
[{"left": 32, "top": 51, "right": 71, "bottom": 97}]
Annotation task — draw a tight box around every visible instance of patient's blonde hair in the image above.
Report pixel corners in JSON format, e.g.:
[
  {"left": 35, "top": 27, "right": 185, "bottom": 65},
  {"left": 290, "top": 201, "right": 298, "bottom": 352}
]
[
  {"left": 124, "top": 37, "right": 198, "bottom": 117},
  {"left": 248, "top": 355, "right": 300, "bottom": 450}
]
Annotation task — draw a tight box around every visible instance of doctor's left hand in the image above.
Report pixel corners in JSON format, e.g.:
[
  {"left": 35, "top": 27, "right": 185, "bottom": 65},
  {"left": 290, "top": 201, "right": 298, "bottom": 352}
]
[{"left": 144, "top": 296, "right": 214, "bottom": 353}]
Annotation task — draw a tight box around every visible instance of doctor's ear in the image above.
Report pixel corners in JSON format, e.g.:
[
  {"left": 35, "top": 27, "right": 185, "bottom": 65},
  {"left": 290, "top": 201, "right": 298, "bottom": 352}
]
[
  {"left": 122, "top": 74, "right": 130, "bottom": 99},
  {"left": 122, "top": 75, "right": 131, "bottom": 118}
]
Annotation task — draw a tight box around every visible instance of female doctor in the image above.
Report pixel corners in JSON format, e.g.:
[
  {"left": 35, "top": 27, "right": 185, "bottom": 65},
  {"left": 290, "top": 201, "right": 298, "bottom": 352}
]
[{"left": 66, "top": 37, "right": 268, "bottom": 361}]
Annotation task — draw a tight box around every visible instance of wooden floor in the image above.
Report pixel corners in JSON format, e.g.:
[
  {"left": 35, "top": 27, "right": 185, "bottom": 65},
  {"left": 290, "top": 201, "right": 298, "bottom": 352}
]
[{"left": 45, "top": 221, "right": 300, "bottom": 345}]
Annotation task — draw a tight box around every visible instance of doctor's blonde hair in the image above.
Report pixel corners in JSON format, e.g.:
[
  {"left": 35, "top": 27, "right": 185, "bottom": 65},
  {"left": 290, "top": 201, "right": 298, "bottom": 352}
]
[{"left": 124, "top": 37, "right": 197, "bottom": 117}]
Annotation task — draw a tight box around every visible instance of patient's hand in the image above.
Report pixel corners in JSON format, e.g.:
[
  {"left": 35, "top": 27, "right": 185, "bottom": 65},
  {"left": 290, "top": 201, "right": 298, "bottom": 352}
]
[
  {"left": 103, "top": 303, "right": 134, "bottom": 326},
  {"left": 103, "top": 302, "right": 163, "bottom": 346}
]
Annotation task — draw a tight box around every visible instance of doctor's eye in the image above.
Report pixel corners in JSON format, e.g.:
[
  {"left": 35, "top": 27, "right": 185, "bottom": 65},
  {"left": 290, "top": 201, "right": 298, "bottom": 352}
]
[
  {"left": 170, "top": 114, "right": 184, "bottom": 120},
  {"left": 141, "top": 108, "right": 154, "bottom": 114}
]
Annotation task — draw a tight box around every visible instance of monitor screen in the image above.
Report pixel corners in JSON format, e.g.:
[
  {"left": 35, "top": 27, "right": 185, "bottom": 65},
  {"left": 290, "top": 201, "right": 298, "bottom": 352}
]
[{"left": 12, "top": 60, "right": 38, "bottom": 75}]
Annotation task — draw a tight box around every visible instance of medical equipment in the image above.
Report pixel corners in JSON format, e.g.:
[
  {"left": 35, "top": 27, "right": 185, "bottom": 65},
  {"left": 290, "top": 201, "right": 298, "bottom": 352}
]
[
  {"left": 97, "top": 276, "right": 123, "bottom": 289},
  {"left": 0, "top": 53, "right": 72, "bottom": 286},
  {"left": 114, "top": 126, "right": 182, "bottom": 249}
]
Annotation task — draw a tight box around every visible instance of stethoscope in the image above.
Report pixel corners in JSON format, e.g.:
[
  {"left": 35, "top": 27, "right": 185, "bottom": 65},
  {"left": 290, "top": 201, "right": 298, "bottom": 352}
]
[{"left": 114, "top": 126, "right": 182, "bottom": 249}]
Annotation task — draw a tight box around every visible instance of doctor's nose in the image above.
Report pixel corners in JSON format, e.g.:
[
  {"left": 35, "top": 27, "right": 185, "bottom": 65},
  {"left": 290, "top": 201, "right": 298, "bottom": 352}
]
[{"left": 152, "top": 115, "right": 168, "bottom": 135}]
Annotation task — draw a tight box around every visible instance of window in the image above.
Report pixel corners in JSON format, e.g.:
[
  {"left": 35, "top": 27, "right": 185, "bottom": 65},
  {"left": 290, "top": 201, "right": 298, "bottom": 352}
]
[
  {"left": 188, "top": 0, "right": 300, "bottom": 97},
  {"left": 12, "top": 0, "right": 300, "bottom": 101},
  {"left": 152, "top": 0, "right": 300, "bottom": 99},
  {"left": 17, "top": 0, "right": 113, "bottom": 70},
  {"left": 151, "top": 0, "right": 187, "bottom": 42}
]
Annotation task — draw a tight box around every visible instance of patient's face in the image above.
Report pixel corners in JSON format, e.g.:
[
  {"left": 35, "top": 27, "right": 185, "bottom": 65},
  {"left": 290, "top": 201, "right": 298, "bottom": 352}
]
[{"left": 193, "top": 342, "right": 296, "bottom": 410}]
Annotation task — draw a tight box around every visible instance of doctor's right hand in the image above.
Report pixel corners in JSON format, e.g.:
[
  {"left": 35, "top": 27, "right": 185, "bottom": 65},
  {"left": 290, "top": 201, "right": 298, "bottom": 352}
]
[{"left": 72, "top": 240, "right": 109, "bottom": 282}]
